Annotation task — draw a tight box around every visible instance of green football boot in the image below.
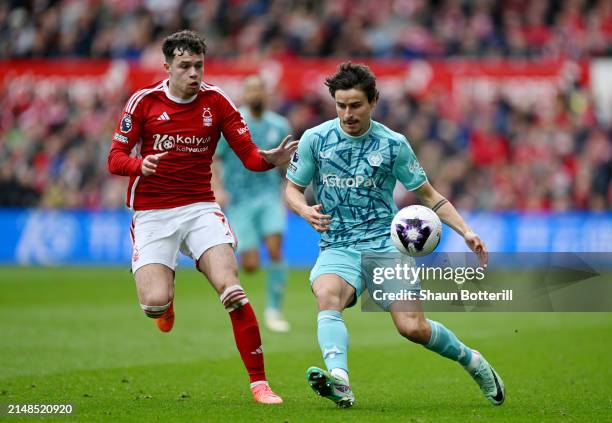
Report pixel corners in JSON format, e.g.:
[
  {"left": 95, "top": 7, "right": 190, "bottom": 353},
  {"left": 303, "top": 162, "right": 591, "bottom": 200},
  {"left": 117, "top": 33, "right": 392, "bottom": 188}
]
[
  {"left": 468, "top": 351, "right": 505, "bottom": 405},
  {"left": 306, "top": 367, "right": 355, "bottom": 408}
]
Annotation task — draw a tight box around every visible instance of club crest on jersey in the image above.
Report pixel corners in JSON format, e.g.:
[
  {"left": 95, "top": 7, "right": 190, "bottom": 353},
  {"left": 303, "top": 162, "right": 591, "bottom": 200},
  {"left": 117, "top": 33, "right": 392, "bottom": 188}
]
[
  {"left": 202, "top": 108, "right": 213, "bottom": 127},
  {"left": 367, "top": 151, "right": 383, "bottom": 167},
  {"left": 120, "top": 113, "right": 132, "bottom": 133}
]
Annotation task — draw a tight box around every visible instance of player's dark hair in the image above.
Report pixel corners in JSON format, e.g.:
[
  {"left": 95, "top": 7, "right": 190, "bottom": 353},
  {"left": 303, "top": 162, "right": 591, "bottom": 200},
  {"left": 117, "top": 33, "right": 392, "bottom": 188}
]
[
  {"left": 162, "top": 30, "right": 207, "bottom": 63},
  {"left": 325, "top": 62, "right": 379, "bottom": 103}
]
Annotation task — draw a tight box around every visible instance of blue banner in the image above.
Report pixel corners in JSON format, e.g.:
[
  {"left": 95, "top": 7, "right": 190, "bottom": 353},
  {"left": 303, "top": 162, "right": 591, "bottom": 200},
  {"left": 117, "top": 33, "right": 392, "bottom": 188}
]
[{"left": 0, "top": 209, "right": 610, "bottom": 267}]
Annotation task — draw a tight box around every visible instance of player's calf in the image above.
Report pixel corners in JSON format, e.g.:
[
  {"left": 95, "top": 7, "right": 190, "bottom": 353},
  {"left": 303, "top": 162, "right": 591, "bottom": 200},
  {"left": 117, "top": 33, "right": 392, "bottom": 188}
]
[{"left": 394, "top": 314, "right": 431, "bottom": 344}]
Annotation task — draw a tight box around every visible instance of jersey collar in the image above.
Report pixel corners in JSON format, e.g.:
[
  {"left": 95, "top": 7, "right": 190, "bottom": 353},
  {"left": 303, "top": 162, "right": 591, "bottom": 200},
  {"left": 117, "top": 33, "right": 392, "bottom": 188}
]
[
  {"left": 336, "top": 118, "right": 373, "bottom": 141},
  {"left": 163, "top": 79, "right": 198, "bottom": 104}
]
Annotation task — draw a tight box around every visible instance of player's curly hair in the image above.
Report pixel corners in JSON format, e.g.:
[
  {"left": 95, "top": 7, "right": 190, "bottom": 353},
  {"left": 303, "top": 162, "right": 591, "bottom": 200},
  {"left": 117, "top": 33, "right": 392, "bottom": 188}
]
[
  {"left": 325, "top": 62, "right": 379, "bottom": 103},
  {"left": 162, "top": 30, "right": 207, "bottom": 63}
]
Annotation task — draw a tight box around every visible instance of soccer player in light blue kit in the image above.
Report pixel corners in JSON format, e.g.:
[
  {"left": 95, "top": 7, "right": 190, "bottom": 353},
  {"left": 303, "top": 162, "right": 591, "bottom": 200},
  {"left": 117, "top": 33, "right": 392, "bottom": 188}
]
[
  {"left": 216, "top": 75, "right": 292, "bottom": 332},
  {"left": 285, "top": 63, "right": 505, "bottom": 408}
]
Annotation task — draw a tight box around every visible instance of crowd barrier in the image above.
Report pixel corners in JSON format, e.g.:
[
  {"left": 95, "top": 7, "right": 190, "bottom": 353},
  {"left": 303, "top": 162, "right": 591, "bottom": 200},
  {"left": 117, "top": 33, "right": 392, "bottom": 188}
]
[
  {"left": 1, "top": 209, "right": 610, "bottom": 267},
  {"left": 0, "top": 58, "right": 595, "bottom": 111}
]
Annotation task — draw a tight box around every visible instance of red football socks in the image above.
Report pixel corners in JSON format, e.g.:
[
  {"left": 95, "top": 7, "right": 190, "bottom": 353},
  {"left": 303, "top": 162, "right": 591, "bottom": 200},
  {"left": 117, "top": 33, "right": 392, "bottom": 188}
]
[{"left": 221, "top": 286, "right": 266, "bottom": 383}]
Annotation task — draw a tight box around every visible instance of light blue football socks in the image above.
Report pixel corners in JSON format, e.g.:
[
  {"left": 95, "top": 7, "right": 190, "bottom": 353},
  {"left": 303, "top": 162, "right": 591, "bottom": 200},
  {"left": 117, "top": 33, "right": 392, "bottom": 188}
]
[
  {"left": 317, "top": 310, "right": 349, "bottom": 373},
  {"left": 317, "top": 315, "right": 473, "bottom": 380},
  {"left": 425, "top": 319, "right": 473, "bottom": 367},
  {"left": 266, "top": 261, "right": 288, "bottom": 311}
]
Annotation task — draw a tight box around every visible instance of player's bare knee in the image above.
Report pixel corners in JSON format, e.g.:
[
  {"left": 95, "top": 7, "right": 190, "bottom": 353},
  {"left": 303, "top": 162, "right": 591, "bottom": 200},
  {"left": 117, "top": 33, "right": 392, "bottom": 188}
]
[
  {"left": 240, "top": 251, "right": 260, "bottom": 273},
  {"left": 138, "top": 288, "right": 171, "bottom": 306},
  {"left": 268, "top": 249, "right": 282, "bottom": 262},
  {"left": 241, "top": 261, "right": 259, "bottom": 273},
  {"left": 314, "top": 287, "right": 343, "bottom": 310}
]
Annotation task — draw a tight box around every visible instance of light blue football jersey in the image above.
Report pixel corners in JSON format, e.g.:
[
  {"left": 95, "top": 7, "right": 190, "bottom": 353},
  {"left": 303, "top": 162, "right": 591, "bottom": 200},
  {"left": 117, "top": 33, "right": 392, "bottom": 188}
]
[
  {"left": 217, "top": 107, "right": 291, "bottom": 204},
  {"left": 287, "top": 118, "right": 427, "bottom": 250}
]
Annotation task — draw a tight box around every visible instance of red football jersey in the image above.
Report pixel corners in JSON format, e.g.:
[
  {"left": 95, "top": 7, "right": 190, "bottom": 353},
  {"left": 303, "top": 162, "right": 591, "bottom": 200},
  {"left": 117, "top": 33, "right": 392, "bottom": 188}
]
[{"left": 107, "top": 80, "right": 273, "bottom": 210}]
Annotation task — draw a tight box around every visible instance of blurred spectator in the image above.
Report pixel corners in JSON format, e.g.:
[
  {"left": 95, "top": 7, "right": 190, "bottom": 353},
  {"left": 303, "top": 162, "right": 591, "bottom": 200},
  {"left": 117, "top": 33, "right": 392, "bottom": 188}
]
[
  {"left": 0, "top": 0, "right": 610, "bottom": 210},
  {"left": 0, "top": 65, "right": 609, "bottom": 210},
  {"left": 1, "top": 0, "right": 611, "bottom": 60}
]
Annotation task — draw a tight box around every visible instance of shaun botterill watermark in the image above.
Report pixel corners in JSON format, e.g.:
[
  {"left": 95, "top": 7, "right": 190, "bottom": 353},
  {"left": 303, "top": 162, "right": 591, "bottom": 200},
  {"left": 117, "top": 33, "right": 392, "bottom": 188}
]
[{"left": 361, "top": 252, "right": 611, "bottom": 312}]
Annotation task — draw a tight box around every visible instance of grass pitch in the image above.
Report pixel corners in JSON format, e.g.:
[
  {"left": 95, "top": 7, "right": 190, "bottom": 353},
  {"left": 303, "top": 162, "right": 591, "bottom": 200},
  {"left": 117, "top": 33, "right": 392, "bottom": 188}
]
[{"left": 1, "top": 267, "right": 611, "bottom": 422}]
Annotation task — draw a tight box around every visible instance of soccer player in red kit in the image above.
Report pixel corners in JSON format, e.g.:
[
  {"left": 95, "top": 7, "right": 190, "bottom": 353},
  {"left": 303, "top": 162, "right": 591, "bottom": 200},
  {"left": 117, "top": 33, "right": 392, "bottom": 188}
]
[{"left": 107, "top": 30, "right": 296, "bottom": 404}]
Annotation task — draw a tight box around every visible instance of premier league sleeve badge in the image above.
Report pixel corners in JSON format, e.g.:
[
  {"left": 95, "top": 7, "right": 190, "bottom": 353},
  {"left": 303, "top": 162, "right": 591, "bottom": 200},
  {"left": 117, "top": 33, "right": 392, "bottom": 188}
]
[{"left": 120, "top": 113, "right": 133, "bottom": 133}]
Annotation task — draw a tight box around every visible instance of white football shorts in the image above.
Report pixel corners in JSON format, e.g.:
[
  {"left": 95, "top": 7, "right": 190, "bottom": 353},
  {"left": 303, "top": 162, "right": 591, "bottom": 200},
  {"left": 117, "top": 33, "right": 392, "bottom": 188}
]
[{"left": 130, "top": 202, "right": 237, "bottom": 273}]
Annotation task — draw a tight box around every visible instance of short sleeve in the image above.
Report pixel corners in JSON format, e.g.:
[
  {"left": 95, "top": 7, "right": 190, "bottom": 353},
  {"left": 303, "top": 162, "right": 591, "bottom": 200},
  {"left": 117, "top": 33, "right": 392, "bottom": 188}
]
[
  {"left": 286, "top": 130, "right": 316, "bottom": 187},
  {"left": 392, "top": 138, "right": 427, "bottom": 191}
]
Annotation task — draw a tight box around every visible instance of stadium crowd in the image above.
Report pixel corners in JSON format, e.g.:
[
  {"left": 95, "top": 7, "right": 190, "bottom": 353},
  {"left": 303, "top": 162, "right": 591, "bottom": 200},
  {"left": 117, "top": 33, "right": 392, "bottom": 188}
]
[
  {"left": 1, "top": 0, "right": 611, "bottom": 60},
  {"left": 0, "top": 0, "right": 610, "bottom": 210},
  {"left": 1, "top": 69, "right": 609, "bottom": 211}
]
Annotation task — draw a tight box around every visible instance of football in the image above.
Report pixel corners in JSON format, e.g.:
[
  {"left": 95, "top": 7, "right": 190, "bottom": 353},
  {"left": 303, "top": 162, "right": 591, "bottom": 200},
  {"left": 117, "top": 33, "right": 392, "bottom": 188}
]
[{"left": 390, "top": 205, "right": 442, "bottom": 256}]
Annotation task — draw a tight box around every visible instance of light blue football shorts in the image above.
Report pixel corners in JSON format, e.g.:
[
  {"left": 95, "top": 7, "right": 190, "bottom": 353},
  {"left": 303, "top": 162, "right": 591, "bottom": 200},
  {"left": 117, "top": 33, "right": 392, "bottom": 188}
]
[
  {"left": 225, "top": 197, "right": 287, "bottom": 253},
  {"left": 309, "top": 244, "right": 421, "bottom": 310}
]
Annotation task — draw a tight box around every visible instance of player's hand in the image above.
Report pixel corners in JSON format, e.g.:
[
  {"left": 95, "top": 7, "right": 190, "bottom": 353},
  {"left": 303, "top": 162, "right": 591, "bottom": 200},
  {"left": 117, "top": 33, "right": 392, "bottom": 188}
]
[
  {"left": 302, "top": 204, "right": 332, "bottom": 233},
  {"left": 259, "top": 135, "right": 299, "bottom": 166},
  {"left": 464, "top": 231, "right": 488, "bottom": 268},
  {"left": 141, "top": 152, "right": 168, "bottom": 176}
]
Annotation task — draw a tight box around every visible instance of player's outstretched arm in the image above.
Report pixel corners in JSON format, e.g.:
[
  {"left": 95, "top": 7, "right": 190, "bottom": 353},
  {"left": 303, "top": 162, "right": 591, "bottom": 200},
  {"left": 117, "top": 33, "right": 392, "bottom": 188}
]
[
  {"left": 414, "top": 182, "right": 488, "bottom": 267},
  {"left": 285, "top": 181, "right": 332, "bottom": 233},
  {"left": 259, "top": 135, "right": 299, "bottom": 166}
]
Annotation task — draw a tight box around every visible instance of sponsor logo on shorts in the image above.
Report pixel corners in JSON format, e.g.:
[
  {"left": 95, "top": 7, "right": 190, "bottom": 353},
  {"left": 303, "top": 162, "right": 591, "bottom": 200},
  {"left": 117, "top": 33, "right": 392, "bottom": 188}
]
[
  {"left": 120, "top": 113, "right": 132, "bottom": 133},
  {"left": 113, "top": 133, "right": 129, "bottom": 143}
]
